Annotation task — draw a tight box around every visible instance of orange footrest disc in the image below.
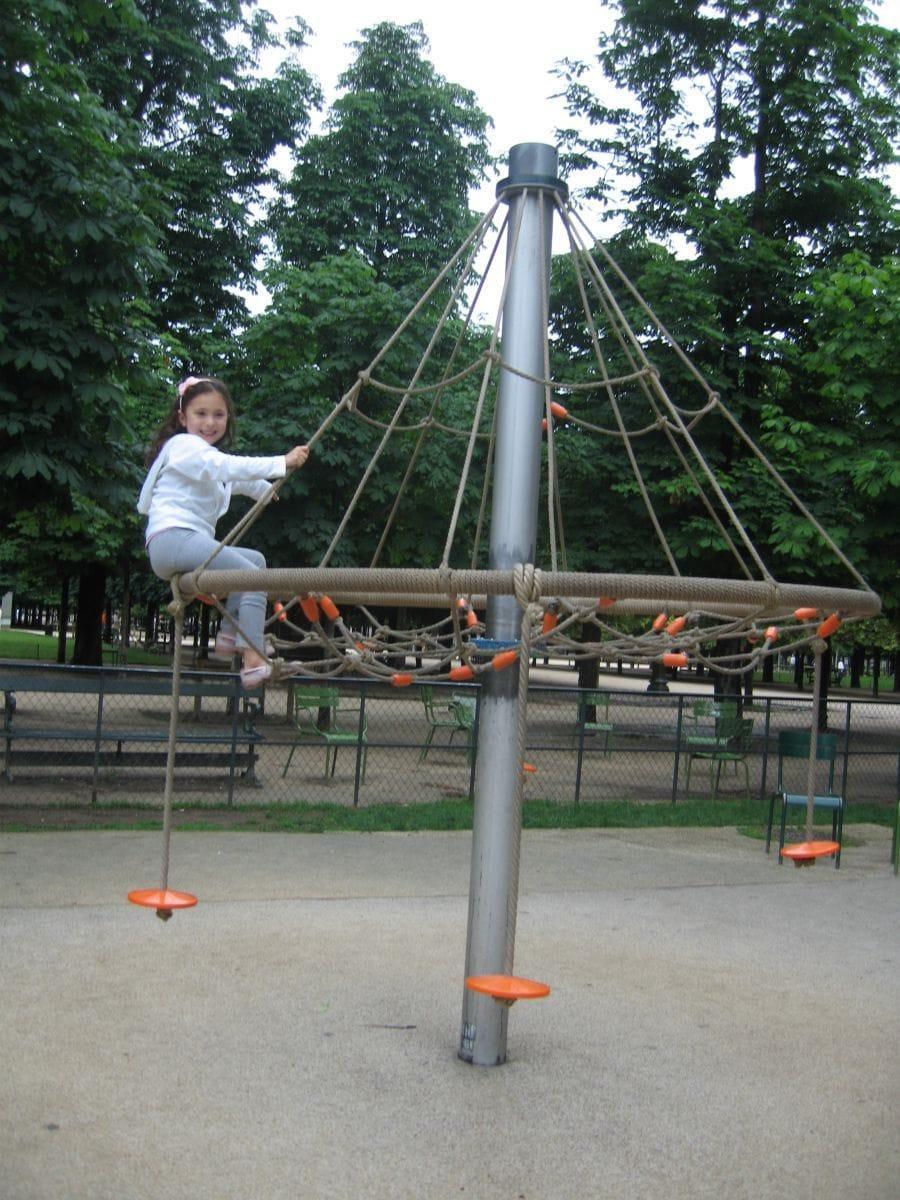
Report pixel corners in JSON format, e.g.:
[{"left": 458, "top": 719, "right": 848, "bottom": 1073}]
[
  {"left": 128, "top": 888, "right": 198, "bottom": 920},
  {"left": 780, "top": 840, "right": 840, "bottom": 867},
  {"left": 465, "top": 974, "right": 550, "bottom": 1003}
]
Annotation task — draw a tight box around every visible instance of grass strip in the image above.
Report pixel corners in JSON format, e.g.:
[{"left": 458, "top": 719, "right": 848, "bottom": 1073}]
[{"left": 1, "top": 795, "right": 893, "bottom": 834}]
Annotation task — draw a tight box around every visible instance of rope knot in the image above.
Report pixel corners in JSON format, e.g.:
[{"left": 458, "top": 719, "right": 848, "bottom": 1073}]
[{"left": 513, "top": 563, "right": 543, "bottom": 609}]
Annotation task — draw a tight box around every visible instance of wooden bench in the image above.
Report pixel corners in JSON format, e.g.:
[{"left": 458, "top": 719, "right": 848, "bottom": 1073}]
[{"left": 1, "top": 662, "right": 262, "bottom": 804}]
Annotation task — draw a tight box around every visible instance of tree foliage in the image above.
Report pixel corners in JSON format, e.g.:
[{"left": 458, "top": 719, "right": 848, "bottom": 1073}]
[
  {"left": 555, "top": 0, "right": 899, "bottom": 610},
  {"left": 271, "top": 22, "right": 492, "bottom": 291}
]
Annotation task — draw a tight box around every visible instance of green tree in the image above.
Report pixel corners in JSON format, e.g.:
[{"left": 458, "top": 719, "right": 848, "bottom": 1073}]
[
  {"left": 0, "top": 1, "right": 166, "bottom": 661},
  {"left": 555, "top": 0, "right": 899, "bottom": 593},
  {"left": 72, "top": 0, "right": 321, "bottom": 359},
  {"left": 272, "top": 21, "right": 492, "bottom": 291}
]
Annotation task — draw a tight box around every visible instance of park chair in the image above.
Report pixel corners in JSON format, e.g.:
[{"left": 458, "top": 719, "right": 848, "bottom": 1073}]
[
  {"left": 420, "top": 686, "right": 469, "bottom": 761},
  {"left": 282, "top": 684, "right": 367, "bottom": 782},
  {"left": 420, "top": 688, "right": 477, "bottom": 764},
  {"left": 682, "top": 698, "right": 739, "bottom": 746},
  {"left": 684, "top": 715, "right": 753, "bottom": 799},
  {"left": 575, "top": 690, "right": 614, "bottom": 758},
  {"left": 766, "top": 730, "right": 843, "bottom": 867}
]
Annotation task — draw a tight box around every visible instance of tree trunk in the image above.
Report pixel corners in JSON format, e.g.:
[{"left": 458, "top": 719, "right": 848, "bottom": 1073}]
[
  {"left": 56, "top": 576, "right": 70, "bottom": 664},
  {"left": 72, "top": 564, "right": 106, "bottom": 666},
  {"left": 120, "top": 562, "right": 131, "bottom": 665},
  {"left": 850, "top": 644, "right": 865, "bottom": 688}
]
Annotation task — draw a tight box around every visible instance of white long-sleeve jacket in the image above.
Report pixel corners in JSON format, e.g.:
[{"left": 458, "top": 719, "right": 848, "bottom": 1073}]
[{"left": 137, "top": 433, "right": 287, "bottom": 542}]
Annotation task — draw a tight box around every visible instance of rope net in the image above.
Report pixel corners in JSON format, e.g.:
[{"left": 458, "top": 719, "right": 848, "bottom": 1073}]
[{"left": 174, "top": 192, "right": 880, "bottom": 686}]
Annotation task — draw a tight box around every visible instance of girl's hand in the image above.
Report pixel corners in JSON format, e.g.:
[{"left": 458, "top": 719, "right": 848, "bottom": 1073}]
[{"left": 285, "top": 445, "right": 310, "bottom": 471}]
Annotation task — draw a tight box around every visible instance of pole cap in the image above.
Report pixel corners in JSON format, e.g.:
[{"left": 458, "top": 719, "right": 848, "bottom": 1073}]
[{"left": 496, "top": 143, "right": 568, "bottom": 202}]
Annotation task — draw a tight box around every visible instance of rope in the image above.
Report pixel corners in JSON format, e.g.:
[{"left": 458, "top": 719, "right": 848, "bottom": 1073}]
[{"left": 158, "top": 594, "right": 185, "bottom": 898}]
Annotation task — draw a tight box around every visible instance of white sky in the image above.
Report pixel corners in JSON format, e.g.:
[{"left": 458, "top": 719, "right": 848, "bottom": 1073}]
[{"left": 269, "top": 1, "right": 613, "bottom": 198}]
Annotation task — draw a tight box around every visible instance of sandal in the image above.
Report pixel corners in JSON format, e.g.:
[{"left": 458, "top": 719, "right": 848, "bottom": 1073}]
[
  {"left": 240, "top": 660, "right": 304, "bottom": 690},
  {"left": 240, "top": 662, "right": 272, "bottom": 689}
]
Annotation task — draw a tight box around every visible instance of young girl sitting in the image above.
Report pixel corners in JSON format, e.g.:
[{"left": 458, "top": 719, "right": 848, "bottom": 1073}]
[{"left": 138, "top": 375, "right": 310, "bottom": 688}]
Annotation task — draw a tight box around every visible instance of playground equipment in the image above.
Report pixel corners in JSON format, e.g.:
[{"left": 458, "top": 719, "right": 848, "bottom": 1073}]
[{"left": 129, "top": 144, "right": 880, "bottom": 1064}]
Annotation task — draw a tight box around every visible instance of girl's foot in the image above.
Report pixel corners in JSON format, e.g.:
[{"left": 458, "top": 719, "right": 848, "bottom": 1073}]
[
  {"left": 240, "top": 662, "right": 272, "bottom": 689},
  {"left": 212, "top": 631, "right": 237, "bottom": 660},
  {"left": 240, "top": 660, "right": 304, "bottom": 690}
]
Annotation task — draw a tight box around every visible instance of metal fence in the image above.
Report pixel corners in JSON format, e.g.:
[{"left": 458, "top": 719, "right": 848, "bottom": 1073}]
[{"left": 1, "top": 662, "right": 898, "bottom": 811}]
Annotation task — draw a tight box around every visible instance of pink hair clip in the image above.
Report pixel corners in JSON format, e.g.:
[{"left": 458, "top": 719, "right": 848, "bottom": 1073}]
[
  {"left": 177, "top": 375, "right": 213, "bottom": 410},
  {"left": 177, "top": 375, "right": 205, "bottom": 398}
]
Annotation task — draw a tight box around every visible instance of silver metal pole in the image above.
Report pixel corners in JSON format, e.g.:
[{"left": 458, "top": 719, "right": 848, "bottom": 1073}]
[{"left": 458, "top": 144, "right": 566, "bottom": 1066}]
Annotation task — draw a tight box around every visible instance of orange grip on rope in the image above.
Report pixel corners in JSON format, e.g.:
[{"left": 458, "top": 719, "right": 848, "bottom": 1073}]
[
  {"left": 456, "top": 596, "right": 469, "bottom": 611},
  {"left": 666, "top": 616, "right": 686, "bottom": 636},
  {"left": 598, "top": 596, "right": 615, "bottom": 609},
  {"left": 817, "top": 613, "right": 841, "bottom": 638},
  {"left": 491, "top": 649, "right": 519, "bottom": 671},
  {"left": 390, "top": 673, "right": 413, "bottom": 687},
  {"left": 523, "top": 762, "right": 537, "bottom": 774},
  {"left": 542, "top": 610, "right": 558, "bottom": 634},
  {"left": 765, "top": 626, "right": 779, "bottom": 642},
  {"left": 320, "top": 595, "right": 340, "bottom": 622},
  {"left": 273, "top": 601, "right": 288, "bottom": 622},
  {"left": 196, "top": 594, "right": 216, "bottom": 606},
  {"left": 652, "top": 612, "right": 668, "bottom": 631},
  {"left": 449, "top": 665, "right": 475, "bottom": 682},
  {"left": 549, "top": 401, "right": 569, "bottom": 419},
  {"left": 793, "top": 607, "right": 818, "bottom": 620},
  {"left": 466, "top": 609, "right": 479, "bottom": 629},
  {"left": 300, "top": 596, "right": 320, "bottom": 623},
  {"left": 541, "top": 418, "right": 548, "bottom": 432},
  {"left": 662, "top": 652, "right": 688, "bottom": 668}
]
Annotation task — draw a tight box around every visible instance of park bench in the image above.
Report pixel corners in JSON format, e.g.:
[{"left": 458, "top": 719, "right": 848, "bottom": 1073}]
[{"left": 0, "top": 662, "right": 262, "bottom": 804}]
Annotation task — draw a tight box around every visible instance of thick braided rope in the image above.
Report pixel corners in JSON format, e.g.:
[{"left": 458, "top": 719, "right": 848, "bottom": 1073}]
[{"left": 158, "top": 595, "right": 186, "bottom": 892}]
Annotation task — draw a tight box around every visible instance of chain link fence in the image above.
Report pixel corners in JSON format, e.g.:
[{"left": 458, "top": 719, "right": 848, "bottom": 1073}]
[{"left": 1, "top": 662, "right": 897, "bottom": 811}]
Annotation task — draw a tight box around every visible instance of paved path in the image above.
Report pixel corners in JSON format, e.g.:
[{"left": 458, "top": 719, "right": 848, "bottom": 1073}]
[{"left": 1, "top": 826, "right": 897, "bottom": 1199}]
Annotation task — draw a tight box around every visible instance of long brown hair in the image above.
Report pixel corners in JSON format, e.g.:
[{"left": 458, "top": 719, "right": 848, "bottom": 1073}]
[{"left": 145, "top": 377, "right": 236, "bottom": 466}]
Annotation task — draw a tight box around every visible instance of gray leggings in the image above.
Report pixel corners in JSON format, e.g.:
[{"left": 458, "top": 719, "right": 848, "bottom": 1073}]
[{"left": 148, "top": 529, "right": 267, "bottom": 652}]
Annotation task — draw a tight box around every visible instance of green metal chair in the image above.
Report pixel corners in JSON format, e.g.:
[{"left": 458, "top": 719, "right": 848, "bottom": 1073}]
[
  {"left": 419, "top": 687, "right": 475, "bottom": 762},
  {"left": 282, "top": 684, "right": 367, "bottom": 782},
  {"left": 766, "top": 730, "right": 843, "bottom": 867},
  {"left": 575, "top": 691, "right": 614, "bottom": 758},
  {"left": 684, "top": 715, "right": 753, "bottom": 798}
]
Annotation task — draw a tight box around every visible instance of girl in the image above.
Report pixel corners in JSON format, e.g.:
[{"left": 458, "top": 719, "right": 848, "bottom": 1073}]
[{"left": 138, "top": 375, "right": 309, "bottom": 688}]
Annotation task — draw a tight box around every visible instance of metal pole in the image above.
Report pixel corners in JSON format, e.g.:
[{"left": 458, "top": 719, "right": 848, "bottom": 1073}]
[{"left": 458, "top": 144, "right": 566, "bottom": 1066}]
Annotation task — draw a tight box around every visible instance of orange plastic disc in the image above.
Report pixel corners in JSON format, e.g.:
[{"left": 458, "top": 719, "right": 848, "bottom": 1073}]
[
  {"left": 817, "top": 613, "right": 841, "bottom": 638},
  {"left": 320, "top": 595, "right": 340, "bottom": 621},
  {"left": 780, "top": 840, "right": 840, "bottom": 867},
  {"left": 466, "top": 974, "right": 550, "bottom": 1002},
  {"left": 128, "top": 888, "right": 198, "bottom": 918},
  {"left": 300, "top": 596, "right": 320, "bottom": 623},
  {"left": 662, "top": 652, "right": 689, "bottom": 668}
]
